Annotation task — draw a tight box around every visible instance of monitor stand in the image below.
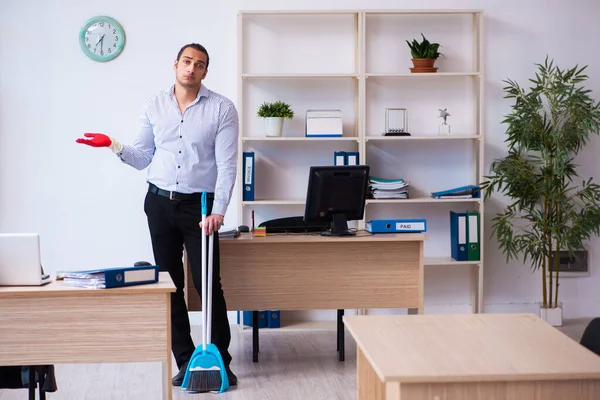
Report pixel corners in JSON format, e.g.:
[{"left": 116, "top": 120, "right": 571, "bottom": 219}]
[{"left": 321, "top": 213, "right": 356, "bottom": 237}]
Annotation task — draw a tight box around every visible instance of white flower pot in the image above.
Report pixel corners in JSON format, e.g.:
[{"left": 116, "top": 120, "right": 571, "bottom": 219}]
[
  {"left": 265, "top": 117, "right": 284, "bottom": 137},
  {"left": 540, "top": 302, "right": 563, "bottom": 327}
]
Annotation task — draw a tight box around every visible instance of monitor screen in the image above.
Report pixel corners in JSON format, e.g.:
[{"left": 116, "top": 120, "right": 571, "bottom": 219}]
[{"left": 303, "top": 165, "right": 370, "bottom": 236}]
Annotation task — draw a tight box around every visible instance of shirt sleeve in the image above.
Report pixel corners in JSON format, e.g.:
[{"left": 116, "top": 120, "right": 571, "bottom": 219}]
[
  {"left": 116, "top": 102, "right": 155, "bottom": 170},
  {"left": 212, "top": 102, "right": 239, "bottom": 216}
]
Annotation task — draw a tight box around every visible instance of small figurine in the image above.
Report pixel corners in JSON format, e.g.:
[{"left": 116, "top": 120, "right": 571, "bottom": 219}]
[
  {"left": 439, "top": 108, "right": 450, "bottom": 125},
  {"left": 438, "top": 108, "right": 451, "bottom": 135}
]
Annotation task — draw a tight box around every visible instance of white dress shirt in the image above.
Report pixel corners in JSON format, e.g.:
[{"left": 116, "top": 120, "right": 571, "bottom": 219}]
[{"left": 117, "top": 84, "right": 239, "bottom": 216}]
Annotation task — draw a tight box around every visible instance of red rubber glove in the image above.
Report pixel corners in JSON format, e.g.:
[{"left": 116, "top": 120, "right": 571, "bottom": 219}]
[{"left": 76, "top": 133, "right": 112, "bottom": 148}]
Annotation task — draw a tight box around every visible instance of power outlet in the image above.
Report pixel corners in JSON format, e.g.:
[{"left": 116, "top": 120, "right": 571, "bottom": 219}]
[{"left": 550, "top": 250, "right": 588, "bottom": 273}]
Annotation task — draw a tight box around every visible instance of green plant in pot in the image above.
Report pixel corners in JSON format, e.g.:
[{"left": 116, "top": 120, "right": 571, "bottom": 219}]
[
  {"left": 406, "top": 33, "right": 443, "bottom": 73},
  {"left": 257, "top": 101, "right": 294, "bottom": 137},
  {"left": 481, "top": 57, "right": 600, "bottom": 326}
]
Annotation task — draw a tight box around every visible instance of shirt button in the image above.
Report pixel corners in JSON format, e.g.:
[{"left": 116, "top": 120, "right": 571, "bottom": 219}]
[
  {"left": 180, "top": 135, "right": 182, "bottom": 138},
  {"left": 181, "top": 120, "right": 183, "bottom": 123},
  {"left": 178, "top": 166, "right": 181, "bottom": 169},
  {"left": 179, "top": 151, "right": 181, "bottom": 153}
]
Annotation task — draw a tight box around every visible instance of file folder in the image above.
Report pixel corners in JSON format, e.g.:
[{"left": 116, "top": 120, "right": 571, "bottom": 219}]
[
  {"left": 56, "top": 265, "right": 159, "bottom": 289},
  {"left": 267, "top": 310, "right": 281, "bottom": 328},
  {"left": 243, "top": 151, "right": 255, "bottom": 201},
  {"left": 345, "top": 151, "right": 359, "bottom": 165},
  {"left": 467, "top": 211, "right": 480, "bottom": 261},
  {"left": 240, "top": 310, "right": 267, "bottom": 328},
  {"left": 334, "top": 151, "right": 346, "bottom": 166},
  {"left": 450, "top": 211, "right": 468, "bottom": 261}
]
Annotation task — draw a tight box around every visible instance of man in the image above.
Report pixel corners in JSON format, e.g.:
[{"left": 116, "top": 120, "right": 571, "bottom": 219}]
[{"left": 76, "top": 43, "right": 238, "bottom": 386}]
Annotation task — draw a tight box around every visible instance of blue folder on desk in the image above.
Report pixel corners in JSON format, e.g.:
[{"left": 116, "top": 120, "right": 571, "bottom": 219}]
[{"left": 56, "top": 265, "right": 159, "bottom": 289}]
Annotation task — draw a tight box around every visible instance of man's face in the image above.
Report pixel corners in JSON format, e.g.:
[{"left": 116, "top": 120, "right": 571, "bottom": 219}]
[{"left": 174, "top": 47, "right": 208, "bottom": 89}]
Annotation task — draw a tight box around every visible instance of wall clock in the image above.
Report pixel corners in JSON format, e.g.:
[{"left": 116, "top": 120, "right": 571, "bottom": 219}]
[{"left": 79, "top": 16, "right": 125, "bottom": 62}]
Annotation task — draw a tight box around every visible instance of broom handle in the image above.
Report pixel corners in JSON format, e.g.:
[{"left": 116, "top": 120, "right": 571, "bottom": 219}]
[
  {"left": 207, "top": 232, "right": 214, "bottom": 345},
  {"left": 201, "top": 213, "right": 207, "bottom": 351}
]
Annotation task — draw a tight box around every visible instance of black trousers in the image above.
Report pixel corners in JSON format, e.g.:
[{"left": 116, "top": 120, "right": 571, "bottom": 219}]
[{"left": 144, "top": 190, "right": 232, "bottom": 369}]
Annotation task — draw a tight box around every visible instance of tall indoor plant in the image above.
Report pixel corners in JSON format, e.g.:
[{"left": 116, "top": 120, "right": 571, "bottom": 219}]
[{"left": 482, "top": 58, "right": 600, "bottom": 326}]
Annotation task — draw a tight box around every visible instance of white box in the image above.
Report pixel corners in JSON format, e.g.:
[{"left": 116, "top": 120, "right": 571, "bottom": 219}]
[{"left": 305, "top": 109, "right": 343, "bottom": 137}]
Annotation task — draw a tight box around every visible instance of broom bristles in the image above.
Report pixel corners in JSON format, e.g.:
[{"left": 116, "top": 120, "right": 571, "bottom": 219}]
[{"left": 186, "top": 369, "right": 223, "bottom": 393}]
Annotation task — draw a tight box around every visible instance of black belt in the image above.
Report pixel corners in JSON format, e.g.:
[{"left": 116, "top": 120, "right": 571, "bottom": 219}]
[{"left": 148, "top": 183, "right": 213, "bottom": 201}]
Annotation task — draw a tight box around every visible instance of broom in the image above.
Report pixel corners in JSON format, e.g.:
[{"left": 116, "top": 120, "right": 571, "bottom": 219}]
[{"left": 181, "top": 191, "right": 229, "bottom": 393}]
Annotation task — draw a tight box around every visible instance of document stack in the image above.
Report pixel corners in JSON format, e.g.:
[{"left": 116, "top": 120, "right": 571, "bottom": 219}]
[
  {"left": 431, "top": 185, "right": 480, "bottom": 199},
  {"left": 368, "top": 176, "right": 410, "bottom": 199}
]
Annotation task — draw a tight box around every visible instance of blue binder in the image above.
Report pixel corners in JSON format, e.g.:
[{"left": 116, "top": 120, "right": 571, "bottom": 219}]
[
  {"left": 334, "top": 151, "right": 346, "bottom": 166},
  {"left": 345, "top": 151, "right": 359, "bottom": 165},
  {"left": 267, "top": 310, "right": 281, "bottom": 328},
  {"left": 450, "top": 211, "right": 468, "bottom": 261},
  {"left": 239, "top": 310, "right": 267, "bottom": 328},
  {"left": 57, "top": 265, "right": 159, "bottom": 288},
  {"left": 243, "top": 151, "right": 255, "bottom": 201}
]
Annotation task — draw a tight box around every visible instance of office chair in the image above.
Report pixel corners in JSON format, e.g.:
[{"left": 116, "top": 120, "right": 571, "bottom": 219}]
[{"left": 580, "top": 318, "right": 600, "bottom": 356}]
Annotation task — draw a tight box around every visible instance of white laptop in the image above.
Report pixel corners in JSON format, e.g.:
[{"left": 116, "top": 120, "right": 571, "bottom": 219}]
[{"left": 0, "top": 233, "right": 51, "bottom": 286}]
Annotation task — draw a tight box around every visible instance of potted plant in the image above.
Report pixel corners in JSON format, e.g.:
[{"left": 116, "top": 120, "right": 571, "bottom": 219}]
[
  {"left": 406, "top": 33, "right": 443, "bottom": 73},
  {"left": 257, "top": 101, "right": 294, "bottom": 137},
  {"left": 481, "top": 57, "right": 600, "bottom": 326}
]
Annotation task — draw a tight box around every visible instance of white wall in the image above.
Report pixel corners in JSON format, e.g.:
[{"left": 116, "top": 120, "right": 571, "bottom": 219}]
[{"left": 2, "top": 0, "right": 600, "bottom": 320}]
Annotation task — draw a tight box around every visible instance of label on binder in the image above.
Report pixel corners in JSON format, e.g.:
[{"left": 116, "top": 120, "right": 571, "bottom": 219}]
[{"left": 366, "top": 219, "right": 427, "bottom": 233}]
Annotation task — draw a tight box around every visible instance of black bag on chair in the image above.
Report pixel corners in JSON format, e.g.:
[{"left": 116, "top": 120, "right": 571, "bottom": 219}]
[{"left": 580, "top": 318, "right": 600, "bottom": 356}]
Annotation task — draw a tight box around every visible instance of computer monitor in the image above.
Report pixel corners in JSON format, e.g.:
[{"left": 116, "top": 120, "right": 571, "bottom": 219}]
[{"left": 304, "top": 164, "right": 370, "bottom": 236}]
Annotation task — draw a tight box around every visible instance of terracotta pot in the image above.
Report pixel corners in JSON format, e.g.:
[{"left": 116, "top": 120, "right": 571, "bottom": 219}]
[
  {"left": 409, "top": 58, "right": 438, "bottom": 73},
  {"left": 411, "top": 58, "right": 436, "bottom": 68}
]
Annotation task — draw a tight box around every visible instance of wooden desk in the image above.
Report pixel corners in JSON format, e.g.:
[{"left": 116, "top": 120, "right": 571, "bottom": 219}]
[
  {"left": 344, "top": 313, "right": 600, "bottom": 400},
  {"left": 0, "top": 272, "right": 176, "bottom": 400},
  {"left": 185, "top": 232, "right": 427, "bottom": 361}
]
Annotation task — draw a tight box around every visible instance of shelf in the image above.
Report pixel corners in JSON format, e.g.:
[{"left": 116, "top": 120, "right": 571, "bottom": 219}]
[
  {"left": 242, "top": 73, "right": 359, "bottom": 79},
  {"left": 366, "top": 72, "right": 481, "bottom": 78},
  {"left": 366, "top": 135, "right": 481, "bottom": 141},
  {"left": 366, "top": 197, "right": 482, "bottom": 204},
  {"left": 244, "top": 197, "right": 481, "bottom": 206},
  {"left": 243, "top": 200, "right": 305, "bottom": 206},
  {"left": 365, "top": 9, "right": 483, "bottom": 15},
  {"left": 242, "top": 137, "right": 359, "bottom": 142},
  {"left": 424, "top": 257, "right": 481, "bottom": 266}
]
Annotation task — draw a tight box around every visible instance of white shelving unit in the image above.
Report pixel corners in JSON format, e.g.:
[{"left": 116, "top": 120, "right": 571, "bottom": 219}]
[{"left": 237, "top": 9, "right": 484, "bottom": 314}]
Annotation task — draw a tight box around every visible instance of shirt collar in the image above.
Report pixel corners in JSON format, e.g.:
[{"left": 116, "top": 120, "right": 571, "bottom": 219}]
[{"left": 168, "top": 84, "right": 209, "bottom": 101}]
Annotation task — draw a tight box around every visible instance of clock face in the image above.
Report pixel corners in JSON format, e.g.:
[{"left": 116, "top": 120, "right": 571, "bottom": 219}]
[{"left": 79, "top": 16, "right": 125, "bottom": 62}]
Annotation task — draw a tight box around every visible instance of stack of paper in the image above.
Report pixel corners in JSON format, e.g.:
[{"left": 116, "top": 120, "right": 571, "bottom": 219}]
[
  {"left": 368, "top": 177, "right": 410, "bottom": 199},
  {"left": 218, "top": 228, "right": 240, "bottom": 239}
]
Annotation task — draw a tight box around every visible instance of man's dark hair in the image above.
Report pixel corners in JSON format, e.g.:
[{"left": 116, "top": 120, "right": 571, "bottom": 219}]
[{"left": 176, "top": 43, "right": 209, "bottom": 68}]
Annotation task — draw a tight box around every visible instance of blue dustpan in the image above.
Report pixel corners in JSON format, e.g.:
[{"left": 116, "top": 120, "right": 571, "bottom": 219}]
[{"left": 181, "top": 191, "right": 229, "bottom": 393}]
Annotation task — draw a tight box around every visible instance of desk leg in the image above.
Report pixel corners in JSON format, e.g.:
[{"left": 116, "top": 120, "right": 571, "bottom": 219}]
[
  {"left": 162, "top": 360, "right": 172, "bottom": 400},
  {"left": 38, "top": 368, "right": 45, "bottom": 400},
  {"left": 28, "top": 368, "right": 35, "bottom": 400},
  {"left": 337, "top": 309, "right": 345, "bottom": 361},
  {"left": 163, "top": 294, "right": 173, "bottom": 400},
  {"left": 357, "top": 347, "right": 385, "bottom": 400},
  {"left": 252, "top": 310, "right": 259, "bottom": 362}
]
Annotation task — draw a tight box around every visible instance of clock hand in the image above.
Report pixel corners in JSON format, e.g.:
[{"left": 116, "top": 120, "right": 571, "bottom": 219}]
[{"left": 93, "top": 34, "right": 105, "bottom": 53}]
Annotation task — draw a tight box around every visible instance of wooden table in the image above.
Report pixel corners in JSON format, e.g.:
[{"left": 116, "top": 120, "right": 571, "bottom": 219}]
[
  {"left": 185, "top": 232, "right": 427, "bottom": 361},
  {"left": 0, "top": 271, "right": 176, "bottom": 400},
  {"left": 344, "top": 313, "right": 600, "bottom": 400}
]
